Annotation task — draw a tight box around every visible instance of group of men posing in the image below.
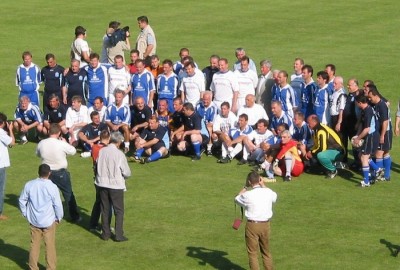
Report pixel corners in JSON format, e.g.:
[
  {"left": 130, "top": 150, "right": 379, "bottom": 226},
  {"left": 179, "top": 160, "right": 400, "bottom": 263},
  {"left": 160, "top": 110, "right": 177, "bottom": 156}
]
[{"left": 12, "top": 39, "right": 396, "bottom": 188}]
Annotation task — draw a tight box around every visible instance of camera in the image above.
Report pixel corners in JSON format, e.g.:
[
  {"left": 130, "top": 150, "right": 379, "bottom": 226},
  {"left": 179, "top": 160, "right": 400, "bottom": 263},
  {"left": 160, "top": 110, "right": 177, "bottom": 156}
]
[{"left": 108, "top": 26, "right": 130, "bottom": 47}]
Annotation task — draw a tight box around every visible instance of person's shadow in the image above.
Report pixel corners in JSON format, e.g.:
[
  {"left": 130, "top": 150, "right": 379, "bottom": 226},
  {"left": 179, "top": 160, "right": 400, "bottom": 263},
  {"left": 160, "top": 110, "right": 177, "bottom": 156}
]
[
  {"left": 380, "top": 239, "right": 400, "bottom": 257},
  {"left": 186, "top": 246, "right": 246, "bottom": 270},
  {"left": 0, "top": 239, "right": 45, "bottom": 269}
]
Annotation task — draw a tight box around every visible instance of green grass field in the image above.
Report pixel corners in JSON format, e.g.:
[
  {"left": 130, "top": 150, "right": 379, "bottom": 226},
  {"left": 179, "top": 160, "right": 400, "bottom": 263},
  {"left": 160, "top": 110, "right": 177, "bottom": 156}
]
[{"left": 1, "top": 0, "right": 400, "bottom": 269}]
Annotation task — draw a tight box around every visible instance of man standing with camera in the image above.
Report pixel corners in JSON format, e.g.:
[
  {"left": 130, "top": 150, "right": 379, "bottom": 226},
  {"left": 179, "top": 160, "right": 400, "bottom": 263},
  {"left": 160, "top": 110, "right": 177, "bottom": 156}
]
[
  {"left": 235, "top": 171, "right": 277, "bottom": 270},
  {"left": 0, "top": 113, "right": 15, "bottom": 221},
  {"left": 101, "top": 21, "right": 131, "bottom": 65}
]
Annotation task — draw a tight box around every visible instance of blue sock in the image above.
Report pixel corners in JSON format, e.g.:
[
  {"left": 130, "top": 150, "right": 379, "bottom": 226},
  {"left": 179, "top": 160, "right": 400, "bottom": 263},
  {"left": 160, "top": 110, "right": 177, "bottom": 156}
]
[
  {"left": 369, "top": 159, "right": 378, "bottom": 171},
  {"left": 375, "top": 158, "right": 383, "bottom": 169},
  {"left": 193, "top": 142, "right": 201, "bottom": 156},
  {"left": 136, "top": 148, "right": 144, "bottom": 158},
  {"left": 148, "top": 151, "right": 162, "bottom": 162},
  {"left": 383, "top": 155, "right": 391, "bottom": 179},
  {"left": 362, "top": 166, "right": 370, "bottom": 184}
]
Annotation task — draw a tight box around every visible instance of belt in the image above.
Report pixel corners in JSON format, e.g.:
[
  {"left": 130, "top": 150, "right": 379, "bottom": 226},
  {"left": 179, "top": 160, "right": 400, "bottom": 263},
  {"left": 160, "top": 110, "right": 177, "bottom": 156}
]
[{"left": 247, "top": 220, "right": 269, "bottom": 223}]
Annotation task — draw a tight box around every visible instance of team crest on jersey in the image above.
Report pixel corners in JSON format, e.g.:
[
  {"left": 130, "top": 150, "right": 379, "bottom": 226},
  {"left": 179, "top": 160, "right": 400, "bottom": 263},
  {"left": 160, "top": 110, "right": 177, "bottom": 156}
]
[
  {"left": 79, "top": 76, "right": 83, "bottom": 81},
  {"left": 55, "top": 72, "right": 60, "bottom": 78},
  {"left": 58, "top": 112, "right": 62, "bottom": 117}
]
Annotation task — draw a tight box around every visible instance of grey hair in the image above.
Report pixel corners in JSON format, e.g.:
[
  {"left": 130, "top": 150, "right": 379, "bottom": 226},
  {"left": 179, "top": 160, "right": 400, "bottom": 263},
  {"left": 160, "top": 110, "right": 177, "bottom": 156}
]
[
  {"left": 281, "top": 130, "right": 292, "bottom": 138},
  {"left": 260, "top": 59, "right": 272, "bottom": 69},
  {"left": 110, "top": 131, "right": 124, "bottom": 144}
]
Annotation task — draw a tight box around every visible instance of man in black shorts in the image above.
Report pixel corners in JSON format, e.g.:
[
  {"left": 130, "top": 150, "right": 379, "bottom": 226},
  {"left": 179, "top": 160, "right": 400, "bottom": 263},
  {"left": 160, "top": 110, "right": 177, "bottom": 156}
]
[
  {"left": 78, "top": 111, "right": 109, "bottom": 157},
  {"left": 354, "top": 95, "right": 382, "bottom": 187}
]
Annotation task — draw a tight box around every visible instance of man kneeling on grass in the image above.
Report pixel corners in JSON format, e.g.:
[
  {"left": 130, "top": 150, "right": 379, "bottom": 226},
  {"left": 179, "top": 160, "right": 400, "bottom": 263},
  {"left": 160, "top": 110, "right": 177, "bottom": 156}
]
[{"left": 132, "top": 115, "right": 169, "bottom": 164}]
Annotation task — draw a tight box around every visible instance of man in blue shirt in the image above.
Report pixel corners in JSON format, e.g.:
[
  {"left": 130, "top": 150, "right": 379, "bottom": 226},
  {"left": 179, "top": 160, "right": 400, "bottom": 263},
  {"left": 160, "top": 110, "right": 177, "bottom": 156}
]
[
  {"left": 105, "top": 90, "right": 131, "bottom": 153},
  {"left": 13, "top": 95, "right": 44, "bottom": 144},
  {"left": 16, "top": 51, "right": 42, "bottom": 106},
  {"left": 157, "top": 59, "right": 179, "bottom": 112},
  {"left": 84, "top": 53, "right": 109, "bottom": 107},
  {"left": 19, "top": 164, "right": 63, "bottom": 270},
  {"left": 131, "top": 59, "right": 155, "bottom": 109},
  {"left": 63, "top": 59, "right": 88, "bottom": 107},
  {"left": 41, "top": 53, "right": 65, "bottom": 112}
]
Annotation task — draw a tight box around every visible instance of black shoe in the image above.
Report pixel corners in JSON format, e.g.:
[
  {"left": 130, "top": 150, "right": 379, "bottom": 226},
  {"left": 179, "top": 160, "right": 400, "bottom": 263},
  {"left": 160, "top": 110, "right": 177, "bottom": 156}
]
[
  {"left": 326, "top": 169, "right": 338, "bottom": 179},
  {"left": 217, "top": 157, "right": 230, "bottom": 164},
  {"left": 140, "top": 157, "right": 149, "bottom": 164},
  {"left": 283, "top": 175, "right": 292, "bottom": 182},
  {"left": 248, "top": 160, "right": 257, "bottom": 166},
  {"left": 71, "top": 216, "right": 82, "bottom": 223},
  {"left": 101, "top": 234, "right": 110, "bottom": 241},
  {"left": 191, "top": 155, "right": 201, "bottom": 161},
  {"left": 237, "top": 159, "right": 247, "bottom": 165},
  {"left": 206, "top": 150, "right": 213, "bottom": 156},
  {"left": 114, "top": 236, "right": 128, "bottom": 242}
]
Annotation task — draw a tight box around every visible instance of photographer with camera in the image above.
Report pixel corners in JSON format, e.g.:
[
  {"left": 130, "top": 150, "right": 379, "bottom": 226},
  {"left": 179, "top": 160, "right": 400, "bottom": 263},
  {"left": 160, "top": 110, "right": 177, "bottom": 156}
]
[
  {"left": 234, "top": 171, "right": 277, "bottom": 270},
  {"left": 0, "top": 112, "right": 15, "bottom": 221},
  {"left": 101, "top": 21, "right": 131, "bottom": 65}
]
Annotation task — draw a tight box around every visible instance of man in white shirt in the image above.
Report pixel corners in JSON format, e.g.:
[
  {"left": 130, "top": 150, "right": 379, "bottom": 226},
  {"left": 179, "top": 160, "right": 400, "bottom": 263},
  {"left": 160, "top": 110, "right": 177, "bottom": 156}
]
[
  {"left": 70, "top": 26, "right": 90, "bottom": 68},
  {"left": 180, "top": 61, "right": 205, "bottom": 106},
  {"left": 237, "top": 94, "right": 269, "bottom": 128},
  {"left": 108, "top": 55, "right": 131, "bottom": 105},
  {"left": 234, "top": 56, "right": 258, "bottom": 108},
  {"left": 210, "top": 58, "right": 239, "bottom": 113},
  {"left": 65, "top": 95, "right": 89, "bottom": 146},
  {"left": 235, "top": 171, "right": 277, "bottom": 270}
]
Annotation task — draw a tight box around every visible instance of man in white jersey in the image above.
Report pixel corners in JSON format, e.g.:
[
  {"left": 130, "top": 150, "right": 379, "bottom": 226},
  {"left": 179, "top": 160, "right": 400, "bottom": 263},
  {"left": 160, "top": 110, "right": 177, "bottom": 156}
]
[
  {"left": 211, "top": 102, "right": 237, "bottom": 147},
  {"left": 210, "top": 58, "right": 239, "bottom": 113},
  {"left": 237, "top": 94, "right": 269, "bottom": 128},
  {"left": 108, "top": 55, "right": 131, "bottom": 105},
  {"left": 65, "top": 95, "right": 89, "bottom": 146},
  {"left": 234, "top": 56, "right": 258, "bottom": 108},
  {"left": 180, "top": 61, "right": 205, "bottom": 106}
]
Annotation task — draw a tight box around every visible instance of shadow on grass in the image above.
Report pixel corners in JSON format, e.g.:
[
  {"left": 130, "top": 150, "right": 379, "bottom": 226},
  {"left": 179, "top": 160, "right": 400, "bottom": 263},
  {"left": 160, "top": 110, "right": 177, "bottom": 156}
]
[
  {"left": 391, "top": 162, "right": 400, "bottom": 174},
  {"left": 186, "top": 246, "right": 245, "bottom": 270},
  {"left": 0, "top": 239, "right": 45, "bottom": 269},
  {"left": 4, "top": 193, "right": 20, "bottom": 210},
  {"left": 380, "top": 239, "right": 400, "bottom": 257}
]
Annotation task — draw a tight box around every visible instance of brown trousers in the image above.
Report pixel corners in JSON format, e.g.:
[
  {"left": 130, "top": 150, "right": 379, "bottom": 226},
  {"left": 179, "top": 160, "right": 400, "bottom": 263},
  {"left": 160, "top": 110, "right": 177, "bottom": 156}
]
[
  {"left": 29, "top": 222, "right": 57, "bottom": 270},
  {"left": 245, "top": 221, "right": 273, "bottom": 270}
]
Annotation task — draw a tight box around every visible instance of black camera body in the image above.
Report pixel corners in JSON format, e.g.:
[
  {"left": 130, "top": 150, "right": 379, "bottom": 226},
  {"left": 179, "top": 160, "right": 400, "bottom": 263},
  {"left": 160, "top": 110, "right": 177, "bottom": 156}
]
[{"left": 108, "top": 26, "right": 129, "bottom": 47}]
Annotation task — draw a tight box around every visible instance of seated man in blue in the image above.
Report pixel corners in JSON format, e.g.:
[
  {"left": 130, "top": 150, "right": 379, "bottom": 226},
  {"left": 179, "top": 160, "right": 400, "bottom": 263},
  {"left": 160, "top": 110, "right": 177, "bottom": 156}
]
[
  {"left": 13, "top": 95, "right": 44, "bottom": 144},
  {"left": 78, "top": 111, "right": 109, "bottom": 157},
  {"left": 105, "top": 90, "right": 131, "bottom": 153},
  {"left": 133, "top": 115, "right": 169, "bottom": 164},
  {"left": 175, "top": 102, "right": 209, "bottom": 161}
]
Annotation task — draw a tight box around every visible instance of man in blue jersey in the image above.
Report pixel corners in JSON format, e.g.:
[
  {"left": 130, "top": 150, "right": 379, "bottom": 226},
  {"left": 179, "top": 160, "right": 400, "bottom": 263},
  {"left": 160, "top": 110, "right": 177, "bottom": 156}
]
[
  {"left": 173, "top": 48, "right": 190, "bottom": 75},
  {"left": 133, "top": 115, "right": 169, "bottom": 164},
  {"left": 41, "top": 53, "right": 65, "bottom": 112},
  {"left": 290, "top": 58, "right": 305, "bottom": 109},
  {"left": 131, "top": 59, "right": 155, "bottom": 109},
  {"left": 300, "top": 65, "right": 317, "bottom": 118},
  {"left": 43, "top": 94, "right": 68, "bottom": 135},
  {"left": 325, "top": 64, "right": 336, "bottom": 96},
  {"left": 314, "top": 71, "right": 331, "bottom": 125},
  {"left": 78, "top": 111, "right": 109, "bottom": 157},
  {"left": 87, "top": 96, "right": 107, "bottom": 123},
  {"left": 272, "top": 70, "right": 297, "bottom": 118},
  {"left": 367, "top": 86, "right": 392, "bottom": 181},
  {"left": 157, "top": 59, "right": 179, "bottom": 112},
  {"left": 354, "top": 95, "right": 381, "bottom": 187},
  {"left": 84, "top": 53, "right": 109, "bottom": 107},
  {"left": 16, "top": 51, "right": 41, "bottom": 106},
  {"left": 155, "top": 99, "right": 172, "bottom": 130},
  {"left": 175, "top": 103, "right": 209, "bottom": 161},
  {"left": 196, "top": 91, "right": 217, "bottom": 155},
  {"left": 105, "top": 90, "right": 131, "bottom": 153},
  {"left": 63, "top": 59, "right": 88, "bottom": 107},
  {"left": 270, "top": 100, "right": 293, "bottom": 135},
  {"left": 13, "top": 96, "right": 44, "bottom": 144}
]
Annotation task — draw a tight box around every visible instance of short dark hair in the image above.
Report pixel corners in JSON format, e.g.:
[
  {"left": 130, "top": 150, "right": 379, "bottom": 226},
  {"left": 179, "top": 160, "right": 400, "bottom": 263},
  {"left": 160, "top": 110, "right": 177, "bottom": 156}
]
[
  {"left": 75, "top": 26, "right": 86, "bottom": 36},
  {"left": 238, "top": 113, "right": 248, "bottom": 121},
  {"left": 137, "top": 16, "right": 148, "bottom": 23},
  {"left": 247, "top": 171, "right": 260, "bottom": 184},
  {"left": 162, "top": 59, "right": 173, "bottom": 67},
  {"left": 45, "top": 53, "right": 55, "bottom": 61},
  {"left": 108, "top": 21, "right": 120, "bottom": 29},
  {"left": 221, "top": 101, "right": 230, "bottom": 109},
  {"left": 183, "top": 102, "right": 195, "bottom": 111},
  {"left": 355, "top": 94, "right": 368, "bottom": 104},
  {"left": 39, "top": 164, "right": 51, "bottom": 177},
  {"left": 0, "top": 112, "right": 7, "bottom": 125},
  {"left": 49, "top": 123, "right": 61, "bottom": 135},
  {"left": 90, "top": 111, "right": 99, "bottom": 119},
  {"left": 302, "top": 64, "right": 313, "bottom": 76},
  {"left": 317, "top": 71, "right": 329, "bottom": 82}
]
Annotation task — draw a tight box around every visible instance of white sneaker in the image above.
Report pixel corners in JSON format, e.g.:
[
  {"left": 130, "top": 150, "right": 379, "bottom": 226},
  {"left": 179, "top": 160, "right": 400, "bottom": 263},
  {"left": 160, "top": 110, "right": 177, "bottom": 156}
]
[
  {"left": 360, "top": 181, "right": 370, "bottom": 187},
  {"left": 80, "top": 152, "right": 91, "bottom": 158}
]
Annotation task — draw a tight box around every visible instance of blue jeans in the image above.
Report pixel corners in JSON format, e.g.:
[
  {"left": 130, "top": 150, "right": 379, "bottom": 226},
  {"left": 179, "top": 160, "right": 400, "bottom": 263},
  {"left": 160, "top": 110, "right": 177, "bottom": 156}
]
[
  {"left": 49, "top": 169, "right": 80, "bottom": 221},
  {"left": 0, "top": 167, "right": 6, "bottom": 215}
]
